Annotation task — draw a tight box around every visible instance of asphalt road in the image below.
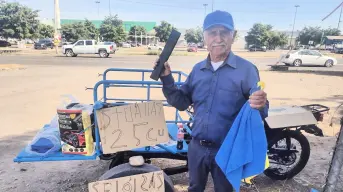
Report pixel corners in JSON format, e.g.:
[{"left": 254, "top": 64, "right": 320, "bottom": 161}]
[{"left": 1, "top": 55, "right": 343, "bottom": 71}]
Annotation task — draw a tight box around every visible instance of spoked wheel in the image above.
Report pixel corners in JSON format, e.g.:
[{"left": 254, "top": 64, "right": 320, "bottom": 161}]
[
  {"left": 66, "top": 49, "right": 74, "bottom": 57},
  {"left": 325, "top": 59, "right": 334, "bottom": 67},
  {"left": 264, "top": 130, "right": 310, "bottom": 180},
  {"left": 293, "top": 59, "right": 302, "bottom": 67},
  {"left": 99, "top": 50, "right": 108, "bottom": 58}
]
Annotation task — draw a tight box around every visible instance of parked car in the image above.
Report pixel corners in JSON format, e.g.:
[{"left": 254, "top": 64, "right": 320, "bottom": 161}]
[
  {"left": 249, "top": 45, "right": 267, "bottom": 52},
  {"left": 121, "top": 42, "right": 131, "bottom": 48},
  {"left": 102, "top": 41, "right": 117, "bottom": 50},
  {"left": 34, "top": 39, "right": 54, "bottom": 49},
  {"left": 187, "top": 45, "right": 198, "bottom": 52},
  {"left": 0, "top": 40, "right": 11, "bottom": 47},
  {"left": 148, "top": 44, "right": 163, "bottom": 51},
  {"left": 281, "top": 49, "right": 337, "bottom": 67},
  {"left": 62, "top": 40, "right": 115, "bottom": 58}
]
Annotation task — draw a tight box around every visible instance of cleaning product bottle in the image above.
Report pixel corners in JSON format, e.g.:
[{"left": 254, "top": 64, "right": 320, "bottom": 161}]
[{"left": 177, "top": 123, "right": 184, "bottom": 150}]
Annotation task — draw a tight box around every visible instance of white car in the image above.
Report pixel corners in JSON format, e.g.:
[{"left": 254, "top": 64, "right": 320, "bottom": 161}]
[
  {"left": 121, "top": 42, "right": 131, "bottom": 48},
  {"left": 148, "top": 44, "right": 164, "bottom": 51},
  {"left": 282, "top": 49, "right": 337, "bottom": 67},
  {"left": 62, "top": 40, "right": 115, "bottom": 58}
]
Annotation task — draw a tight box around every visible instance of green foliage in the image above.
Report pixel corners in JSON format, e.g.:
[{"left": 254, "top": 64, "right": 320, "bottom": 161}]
[
  {"left": 146, "top": 51, "right": 159, "bottom": 55},
  {"left": 61, "top": 19, "right": 100, "bottom": 42},
  {"left": 245, "top": 23, "right": 272, "bottom": 46},
  {"left": 61, "top": 22, "right": 88, "bottom": 42},
  {"left": 296, "top": 26, "right": 341, "bottom": 45},
  {"left": 184, "top": 27, "right": 203, "bottom": 44},
  {"left": 153, "top": 21, "right": 177, "bottom": 42},
  {"left": 267, "top": 31, "right": 288, "bottom": 49},
  {"left": 245, "top": 23, "right": 288, "bottom": 49},
  {"left": 129, "top": 25, "right": 146, "bottom": 36},
  {"left": 37, "top": 23, "right": 54, "bottom": 39},
  {"left": 84, "top": 19, "right": 99, "bottom": 40},
  {"left": 128, "top": 25, "right": 146, "bottom": 41},
  {"left": 0, "top": 2, "right": 40, "bottom": 39},
  {"left": 99, "top": 15, "right": 127, "bottom": 44}
]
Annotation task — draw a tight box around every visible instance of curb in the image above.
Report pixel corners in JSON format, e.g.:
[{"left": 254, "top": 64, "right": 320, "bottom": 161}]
[{"left": 0, "top": 49, "right": 22, "bottom": 55}]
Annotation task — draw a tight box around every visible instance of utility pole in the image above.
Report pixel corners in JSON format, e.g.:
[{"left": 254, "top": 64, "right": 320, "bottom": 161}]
[
  {"left": 109, "top": 0, "right": 111, "bottom": 16},
  {"left": 338, "top": 4, "right": 343, "bottom": 29},
  {"left": 54, "top": 0, "right": 61, "bottom": 54},
  {"left": 95, "top": 1, "right": 100, "bottom": 16},
  {"left": 203, "top": 4, "right": 208, "bottom": 17},
  {"left": 289, "top": 5, "right": 300, "bottom": 47}
]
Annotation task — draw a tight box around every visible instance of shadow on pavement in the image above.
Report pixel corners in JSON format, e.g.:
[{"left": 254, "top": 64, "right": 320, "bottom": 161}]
[
  {"left": 0, "top": 131, "right": 109, "bottom": 192},
  {"left": 53, "top": 55, "right": 113, "bottom": 59}
]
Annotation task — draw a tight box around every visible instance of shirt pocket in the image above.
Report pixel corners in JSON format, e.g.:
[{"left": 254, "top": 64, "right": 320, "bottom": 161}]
[{"left": 216, "top": 88, "right": 242, "bottom": 117}]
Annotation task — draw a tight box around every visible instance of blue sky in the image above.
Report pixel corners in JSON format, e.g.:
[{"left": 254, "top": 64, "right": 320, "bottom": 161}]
[{"left": 10, "top": 0, "right": 343, "bottom": 31}]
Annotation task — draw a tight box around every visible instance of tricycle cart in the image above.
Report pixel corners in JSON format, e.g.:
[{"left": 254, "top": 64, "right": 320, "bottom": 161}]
[
  {"left": 14, "top": 68, "right": 193, "bottom": 191},
  {"left": 13, "top": 68, "right": 331, "bottom": 191}
]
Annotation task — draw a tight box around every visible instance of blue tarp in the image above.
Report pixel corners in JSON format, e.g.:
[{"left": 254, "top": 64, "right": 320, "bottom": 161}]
[{"left": 215, "top": 101, "right": 268, "bottom": 192}]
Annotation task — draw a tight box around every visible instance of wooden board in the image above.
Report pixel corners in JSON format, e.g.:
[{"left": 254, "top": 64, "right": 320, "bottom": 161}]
[{"left": 95, "top": 101, "right": 169, "bottom": 154}]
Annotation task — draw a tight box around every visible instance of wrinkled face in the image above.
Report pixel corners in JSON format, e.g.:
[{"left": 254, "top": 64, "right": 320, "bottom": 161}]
[{"left": 203, "top": 25, "right": 235, "bottom": 58}]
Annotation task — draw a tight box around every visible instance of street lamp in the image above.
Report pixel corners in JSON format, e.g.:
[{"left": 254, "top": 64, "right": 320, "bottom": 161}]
[
  {"left": 203, "top": 4, "right": 208, "bottom": 17},
  {"left": 95, "top": 1, "right": 100, "bottom": 16},
  {"left": 290, "top": 5, "right": 300, "bottom": 47},
  {"left": 109, "top": 0, "right": 111, "bottom": 16},
  {"left": 212, "top": 0, "right": 214, "bottom": 12}
]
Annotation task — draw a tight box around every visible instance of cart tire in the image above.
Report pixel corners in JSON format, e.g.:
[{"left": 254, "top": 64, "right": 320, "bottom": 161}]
[{"left": 99, "top": 163, "right": 174, "bottom": 192}]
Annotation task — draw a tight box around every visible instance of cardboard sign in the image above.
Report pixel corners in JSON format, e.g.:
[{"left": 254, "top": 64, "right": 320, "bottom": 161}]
[
  {"left": 88, "top": 170, "right": 165, "bottom": 192},
  {"left": 96, "top": 101, "right": 169, "bottom": 154}
]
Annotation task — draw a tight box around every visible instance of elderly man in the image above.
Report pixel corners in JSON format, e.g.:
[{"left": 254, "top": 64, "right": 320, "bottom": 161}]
[{"left": 156, "top": 10, "right": 269, "bottom": 191}]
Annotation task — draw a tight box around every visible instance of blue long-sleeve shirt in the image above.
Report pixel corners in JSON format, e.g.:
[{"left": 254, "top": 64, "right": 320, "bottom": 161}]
[{"left": 160, "top": 51, "right": 269, "bottom": 145}]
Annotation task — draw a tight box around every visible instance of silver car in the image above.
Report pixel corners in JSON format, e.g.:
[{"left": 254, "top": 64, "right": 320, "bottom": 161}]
[{"left": 282, "top": 49, "right": 337, "bottom": 67}]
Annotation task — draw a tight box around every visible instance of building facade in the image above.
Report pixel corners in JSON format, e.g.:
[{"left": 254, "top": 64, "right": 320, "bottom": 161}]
[{"left": 40, "top": 18, "right": 156, "bottom": 33}]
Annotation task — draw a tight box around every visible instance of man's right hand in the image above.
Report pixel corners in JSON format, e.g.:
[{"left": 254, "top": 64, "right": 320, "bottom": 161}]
[{"left": 154, "top": 58, "right": 171, "bottom": 77}]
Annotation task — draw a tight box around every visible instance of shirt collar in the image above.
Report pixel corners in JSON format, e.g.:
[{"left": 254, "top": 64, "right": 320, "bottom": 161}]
[{"left": 200, "top": 51, "right": 237, "bottom": 70}]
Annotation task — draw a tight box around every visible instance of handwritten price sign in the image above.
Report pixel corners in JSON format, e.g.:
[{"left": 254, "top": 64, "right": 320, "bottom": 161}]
[
  {"left": 88, "top": 170, "right": 165, "bottom": 192},
  {"left": 95, "top": 101, "right": 169, "bottom": 154}
]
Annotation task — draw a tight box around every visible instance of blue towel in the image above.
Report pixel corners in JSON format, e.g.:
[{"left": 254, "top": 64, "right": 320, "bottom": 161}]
[{"left": 215, "top": 100, "right": 268, "bottom": 192}]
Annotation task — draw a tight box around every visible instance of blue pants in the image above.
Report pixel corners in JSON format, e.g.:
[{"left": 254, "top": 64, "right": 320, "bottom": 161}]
[{"left": 187, "top": 139, "right": 234, "bottom": 192}]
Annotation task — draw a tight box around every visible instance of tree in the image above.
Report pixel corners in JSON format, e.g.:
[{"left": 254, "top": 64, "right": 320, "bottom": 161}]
[
  {"left": 245, "top": 23, "right": 272, "bottom": 47},
  {"left": 184, "top": 27, "right": 203, "bottom": 44},
  {"left": 61, "top": 22, "right": 88, "bottom": 42},
  {"left": 245, "top": 23, "right": 289, "bottom": 49},
  {"left": 267, "top": 31, "right": 288, "bottom": 50},
  {"left": 37, "top": 23, "right": 54, "bottom": 39},
  {"left": 84, "top": 19, "right": 99, "bottom": 40},
  {"left": 296, "top": 26, "right": 341, "bottom": 45},
  {"left": 99, "top": 15, "right": 127, "bottom": 44},
  {"left": 153, "top": 21, "right": 177, "bottom": 42},
  {"left": 0, "top": 2, "right": 40, "bottom": 39},
  {"left": 128, "top": 25, "right": 146, "bottom": 41}
]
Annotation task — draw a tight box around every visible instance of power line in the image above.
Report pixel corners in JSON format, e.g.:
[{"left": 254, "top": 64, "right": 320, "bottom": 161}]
[{"left": 113, "top": 0, "right": 337, "bottom": 15}]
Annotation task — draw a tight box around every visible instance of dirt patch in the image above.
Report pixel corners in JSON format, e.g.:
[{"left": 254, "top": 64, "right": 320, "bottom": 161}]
[
  {"left": 1, "top": 64, "right": 343, "bottom": 191},
  {"left": 0, "top": 64, "right": 26, "bottom": 71}
]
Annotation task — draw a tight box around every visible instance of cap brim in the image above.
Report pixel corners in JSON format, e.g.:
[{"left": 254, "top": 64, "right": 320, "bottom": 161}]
[{"left": 204, "top": 23, "right": 234, "bottom": 31}]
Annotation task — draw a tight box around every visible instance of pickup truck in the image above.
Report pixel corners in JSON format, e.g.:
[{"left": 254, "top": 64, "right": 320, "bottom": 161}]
[{"left": 62, "top": 40, "right": 115, "bottom": 58}]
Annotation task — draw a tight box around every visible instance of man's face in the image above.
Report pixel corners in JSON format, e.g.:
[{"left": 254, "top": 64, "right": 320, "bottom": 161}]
[{"left": 203, "top": 25, "right": 234, "bottom": 58}]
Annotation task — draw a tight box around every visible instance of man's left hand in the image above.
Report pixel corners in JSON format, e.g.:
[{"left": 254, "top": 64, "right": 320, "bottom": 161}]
[{"left": 249, "top": 90, "right": 267, "bottom": 109}]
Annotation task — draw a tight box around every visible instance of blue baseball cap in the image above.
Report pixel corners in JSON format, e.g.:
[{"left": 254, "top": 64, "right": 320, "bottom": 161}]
[{"left": 203, "top": 10, "right": 234, "bottom": 32}]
